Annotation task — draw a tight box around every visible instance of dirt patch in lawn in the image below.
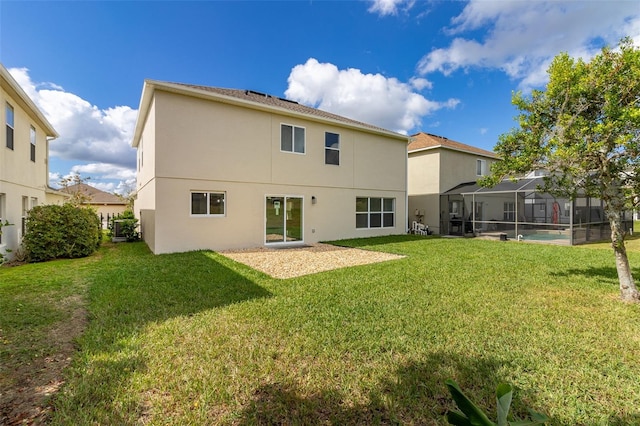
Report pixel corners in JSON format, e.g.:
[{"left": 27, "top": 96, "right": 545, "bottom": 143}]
[
  {"left": 0, "top": 295, "right": 87, "bottom": 425},
  {"left": 219, "top": 243, "right": 405, "bottom": 279}
]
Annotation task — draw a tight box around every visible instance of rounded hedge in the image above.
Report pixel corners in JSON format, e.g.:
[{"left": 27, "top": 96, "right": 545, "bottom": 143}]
[{"left": 23, "top": 204, "right": 102, "bottom": 262}]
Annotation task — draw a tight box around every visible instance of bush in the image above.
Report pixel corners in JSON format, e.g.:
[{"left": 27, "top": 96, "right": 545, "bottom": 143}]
[
  {"left": 108, "top": 209, "right": 140, "bottom": 242},
  {"left": 23, "top": 204, "right": 101, "bottom": 262}
]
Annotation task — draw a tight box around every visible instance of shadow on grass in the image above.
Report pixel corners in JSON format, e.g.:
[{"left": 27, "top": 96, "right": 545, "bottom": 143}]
[
  {"left": 236, "top": 351, "right": 549, "bottom": 425},
  {"left": 51, "top": 242, "right": 272, "bottom": 424},
  {"left": 328, "top": 234, "right": 434, "bottom": 249},
  {"left": 550, "top": 265, "right": 640, "bottom": 286}
]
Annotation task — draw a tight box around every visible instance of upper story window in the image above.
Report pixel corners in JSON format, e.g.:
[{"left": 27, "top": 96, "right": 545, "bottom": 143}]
[
  {"left": 191, "top": 191, "right": 226, "bottom": 216},
  {"left": 30, "top": 126, "right": 36, "bottom": 162},
  {"left": 325, "top": 132, "right": 340, "bottom": 165},
  {"left": 6, "top": 103, "right": 14, "bottom": 150},
  {"left": 281, "top": 124, "right": 305, "bottom": 154},
  {"left": 476, "top": 159, "right": 487, "bottom": 176}
]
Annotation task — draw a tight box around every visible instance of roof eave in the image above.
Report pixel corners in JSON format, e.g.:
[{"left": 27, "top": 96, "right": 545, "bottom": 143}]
[
  {"left": 409, "top": 144, "right": 499, "bottom": 159},
  {"left": 0, "top": 64, "right": 59, "bottom": 138}
]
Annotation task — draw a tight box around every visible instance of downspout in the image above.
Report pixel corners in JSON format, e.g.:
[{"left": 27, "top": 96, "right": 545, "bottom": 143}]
[{"left": 405, "top": 146, "right": 409, "bottom": 234}]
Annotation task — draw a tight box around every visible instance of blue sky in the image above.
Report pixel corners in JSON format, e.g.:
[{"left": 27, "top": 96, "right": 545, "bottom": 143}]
[{"left": 1, "top": 1, "right": 639, "bottom": 194}]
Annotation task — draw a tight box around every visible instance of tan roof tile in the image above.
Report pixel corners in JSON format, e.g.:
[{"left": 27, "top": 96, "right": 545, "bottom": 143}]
[
  {"left": 408, "top": 132, "right": 498, "bottom": 158},
  {"left": 60, "top": 183, "right": 126, "bottom": 205}
]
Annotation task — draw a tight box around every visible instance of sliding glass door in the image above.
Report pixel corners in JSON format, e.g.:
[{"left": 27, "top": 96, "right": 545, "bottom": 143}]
[{"left": 265, "top": 196, "right": 303, "bottom": 244}]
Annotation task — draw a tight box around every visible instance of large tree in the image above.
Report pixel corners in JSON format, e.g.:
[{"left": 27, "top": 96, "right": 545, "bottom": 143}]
[{"left": 483, "top": 38, "right": 640, "bottom": 302}]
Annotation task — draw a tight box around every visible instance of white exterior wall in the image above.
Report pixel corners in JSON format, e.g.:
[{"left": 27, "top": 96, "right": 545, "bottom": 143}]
[{"left": 134, "top": 87, "right": 408, "bottom": 254}]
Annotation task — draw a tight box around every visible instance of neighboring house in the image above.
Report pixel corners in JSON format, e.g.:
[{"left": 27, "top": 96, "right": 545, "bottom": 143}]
[
  {"left": 61, "top": 182, "right": 128, "bottom": 224},
  {"left": 131, "top": 81, "right": 408, "bottom": 254},
  {"left": 0, "top": 63, "right": 66, "bottom": 259},
  {"left": 407, "top": 132, "right": 499, "bottom": 235}
]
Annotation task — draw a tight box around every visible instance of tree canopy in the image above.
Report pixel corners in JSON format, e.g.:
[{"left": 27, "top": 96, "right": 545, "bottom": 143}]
[{"left": 483, "top": 38, "right": 640, "bottom": 302}]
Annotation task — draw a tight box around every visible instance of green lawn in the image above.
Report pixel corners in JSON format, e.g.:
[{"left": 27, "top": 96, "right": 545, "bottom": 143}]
[{"left": 2, "top": 237, "right": 640, "bottom": 425}]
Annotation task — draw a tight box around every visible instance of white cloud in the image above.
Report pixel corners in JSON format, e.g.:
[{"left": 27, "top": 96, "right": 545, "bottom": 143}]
[
  {"left": 8, "top": 68, "right": 137, "bottom": 169},
  {"left": 70, "top": 163, "right": 136, "bottom": 181},
  {"left": 368, "top": 0, "right": 414, "bottom": 17},
  {"left": 417, "top": 1, "right": 640, "bottom": 90},
  {"left": 285, "top": 58, "right": 459, "bottom": 134}
]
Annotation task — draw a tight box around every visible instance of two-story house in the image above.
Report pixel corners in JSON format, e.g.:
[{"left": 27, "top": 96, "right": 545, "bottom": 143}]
[
  {"left": 131, "top": 81, "right": 408, "bottom": 254},
  {"left": 407, "top": 132, "right": 499, "bottom": 235},
  {"left": 1, "top": 63, "right": 65, "bottom": 259}
]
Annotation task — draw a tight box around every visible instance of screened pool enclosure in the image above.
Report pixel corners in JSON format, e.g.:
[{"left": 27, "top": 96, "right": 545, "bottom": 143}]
[{"left": 440, "top": 177, "right": 633, "bottom": 245}]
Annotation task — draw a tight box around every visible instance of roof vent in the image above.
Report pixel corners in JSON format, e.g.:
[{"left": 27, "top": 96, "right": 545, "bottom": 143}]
[{"left": 246, "top": 90, "right": 269, "bottom": 98}]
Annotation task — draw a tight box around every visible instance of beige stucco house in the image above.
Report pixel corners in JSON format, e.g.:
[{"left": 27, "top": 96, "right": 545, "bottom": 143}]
[
  {"left": 408, "top": 132, "right": 499, "bottom": 235},
  {"left": 131, "top": 81, "right": 409, "bottom": 254},
  {"left": 61, "top": 182, "right": 128, "bottom": 227},
  {"left": 1, "top": 63, "right": 67, "bottom": 259}
]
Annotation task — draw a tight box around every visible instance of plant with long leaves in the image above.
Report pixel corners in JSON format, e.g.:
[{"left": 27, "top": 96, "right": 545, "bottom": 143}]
[{"left": 445, "top": 379, "right": 548, "bottom": 426}]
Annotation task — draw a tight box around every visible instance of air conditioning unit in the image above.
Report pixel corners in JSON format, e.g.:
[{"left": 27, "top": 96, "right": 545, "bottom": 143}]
[{"left": 112, "top": 220, "right": 127, "bottom": 242}]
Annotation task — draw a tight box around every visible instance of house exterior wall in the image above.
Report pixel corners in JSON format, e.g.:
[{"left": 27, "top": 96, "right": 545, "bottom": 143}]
[
  {"left": 0, "top": 70, "right": 57, "bottom": 258},
  {"left": 134, "top": 88, "right": 408, "bottom": 254},
  {"left": 407, "top": 147, "right": 498, "bottom": 234}
]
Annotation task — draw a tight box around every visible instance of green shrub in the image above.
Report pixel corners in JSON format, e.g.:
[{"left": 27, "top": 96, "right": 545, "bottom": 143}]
[
  {"left": 108, "top": 209, "right": 140, "bottom": 242},
  {"left": 23, "top": 204, "right": 101, "bottom": 262}
]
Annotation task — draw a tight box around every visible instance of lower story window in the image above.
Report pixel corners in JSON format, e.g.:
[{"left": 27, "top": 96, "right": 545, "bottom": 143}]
[
  {"left": 356, "top": 197, "right": 395, "bottom": 229},
  {"left": 191, "top": 192, "right": 225, "bottom": 216}
]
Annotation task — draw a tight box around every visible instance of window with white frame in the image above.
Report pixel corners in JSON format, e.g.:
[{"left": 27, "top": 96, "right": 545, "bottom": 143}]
[
  {"left": 30, "top": 126, "right": 36, "bottom": 162},
  {"left": 191, "top": 192, "right": 226, "bottom": 216},
  {"left": 476, "top": 159, "right": 487, "bottom": 176},
  {"left": 325, "top": 132, "right": 339, "bottom": 165},
  {"left": 281, "top": 124, "right": 305, "bottom": 154},
  {"left": 6, "top": 103, "right": 14, "bottom": 150},
  {"left": 356, "top": 197, "right": 395, "bottom": 229},
  {"left": 503, "top": 202, "right": 515, "bottom": 221}
]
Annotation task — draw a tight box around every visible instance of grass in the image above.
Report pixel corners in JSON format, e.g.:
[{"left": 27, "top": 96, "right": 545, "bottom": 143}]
[{"left": 2, "top": 237, "right": 640, "bottom": 425}]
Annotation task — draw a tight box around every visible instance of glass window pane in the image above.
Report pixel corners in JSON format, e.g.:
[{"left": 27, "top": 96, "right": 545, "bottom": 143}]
[
  {"left": 6, "top": 104, "right": 14, "bottom": 126},
  {"left": 370, "top": 213, "right": 382, "bottom": 227},
  {"left": 191, "top": 192, "right": 208, "bottom": 215},
  {"left": 383, "top": 198, "right": 394, "bottom": 212},
  {"left": 383, "top": 213, "right": 394, "bottom": 227},
  {"left": 6, "top": 127, "right": 13, "bottom": 150},
  {"left": 370, "top": 198, "right": 382, "bottom": 212},
  {"left": 294, "top": 127, "right": 305, "bottom": 153},
  {"left": 356, "top": 197, "right": 368, "bottom": 212},
  {"left": 285, "top": 197, "right": 303, "bottom": 242},
  {"left": 266, "top": 197, "right": 285, "bottom": 243},
  {"left": 209, "top": 193, "right": 225, "bottom": 215},
  {"left": 356, "top": 213, "right": 368, "bottom": 228},
  {"left": 325, "top": 149, "right": 339, "bottom": 165},
  {"left": 281, "top": 124, "right": 292, "bottom": 152},
  {"left": 325, "top": 132, "right": 339, "bottom": 149}
]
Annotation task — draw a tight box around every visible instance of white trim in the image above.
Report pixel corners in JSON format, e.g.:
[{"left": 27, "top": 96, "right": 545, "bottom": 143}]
[
  {"left": 264, "top": 194, "right": 304, "bottom": 246},
  {"left": 409, "top": 144, "right": 498, "bottom": 159},
  {"left": 355, "top": 196, "right": 396, "bottom": 230},
  {"left": 280, "top": 123, "right": 306, "bottom": 155},
  {"left": 189, "top": 191, "right": 226, "bottom": 217}
]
